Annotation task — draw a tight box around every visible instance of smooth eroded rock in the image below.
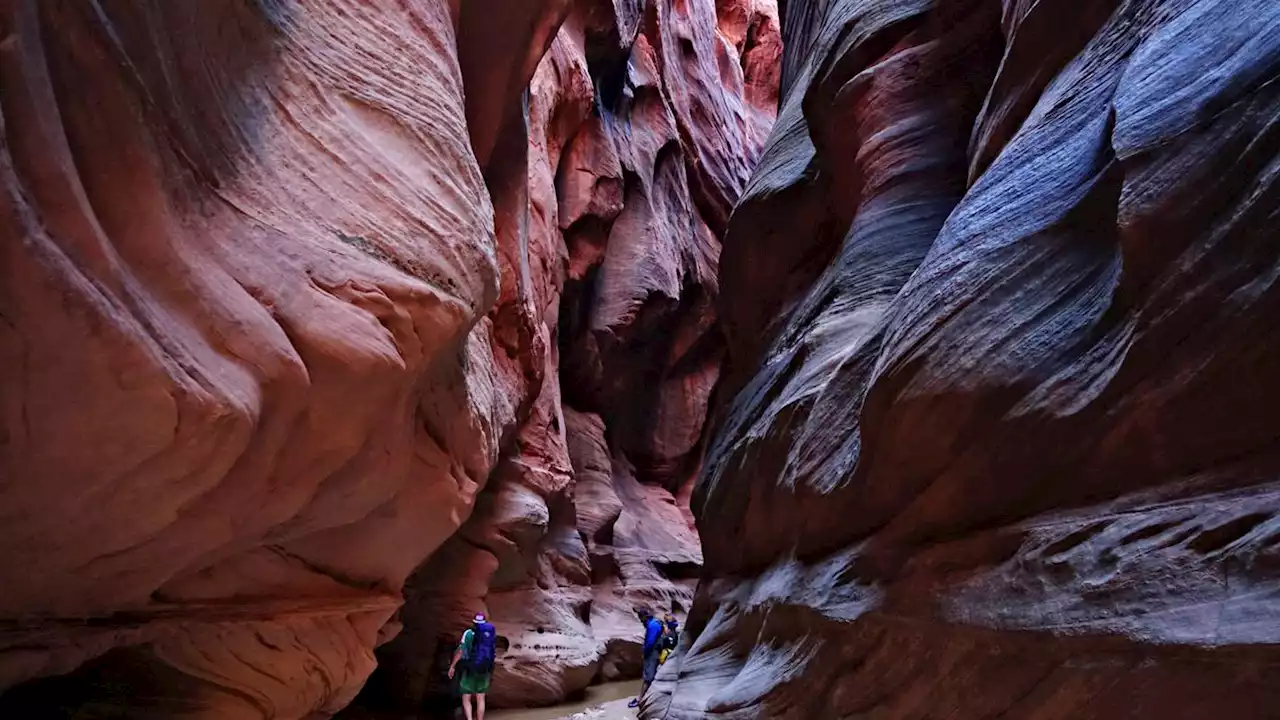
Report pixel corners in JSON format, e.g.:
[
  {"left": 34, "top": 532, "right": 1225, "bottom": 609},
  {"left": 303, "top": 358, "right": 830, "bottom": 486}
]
[
  {"left": 648, "top": 0, "right": 1280, "bottom": 718},
  {"left": 0, "top": 0, "right": 545, "bottom": 716}
]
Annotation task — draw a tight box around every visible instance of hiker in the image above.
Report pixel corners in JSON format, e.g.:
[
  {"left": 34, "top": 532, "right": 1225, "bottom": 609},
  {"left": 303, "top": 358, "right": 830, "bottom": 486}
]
[
  {"left": 658, "top": 613, "right": 679, "bottom": 664},
  {"left": 448, "top": 612, "right": 498, "bottom": 720},
  {"left": 628, "top": 608, "right": 666, "bottom": 708}
]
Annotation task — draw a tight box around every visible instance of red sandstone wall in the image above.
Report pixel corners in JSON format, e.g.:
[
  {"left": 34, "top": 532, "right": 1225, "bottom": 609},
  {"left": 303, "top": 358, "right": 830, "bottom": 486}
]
[
  {"left": 0, "top": 0, "right": 775, "bottom": 716},
  {"left": 645, "top": 1, "right": 1280, "bottom": 718}
]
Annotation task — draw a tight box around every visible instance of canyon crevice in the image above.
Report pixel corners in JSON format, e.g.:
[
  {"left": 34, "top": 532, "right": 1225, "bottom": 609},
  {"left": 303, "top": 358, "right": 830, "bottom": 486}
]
[{"left": 2, "top": 0, "right": 1279, "bottom": 718}]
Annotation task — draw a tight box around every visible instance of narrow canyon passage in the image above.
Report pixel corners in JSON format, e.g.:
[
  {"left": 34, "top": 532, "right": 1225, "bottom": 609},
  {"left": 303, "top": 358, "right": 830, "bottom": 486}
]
[
  {"left": 0, "top": 0, "right": 776, "bottom": 716},
  {"left": 2, "top": 0, "right": 1279, "bottom": 719}
]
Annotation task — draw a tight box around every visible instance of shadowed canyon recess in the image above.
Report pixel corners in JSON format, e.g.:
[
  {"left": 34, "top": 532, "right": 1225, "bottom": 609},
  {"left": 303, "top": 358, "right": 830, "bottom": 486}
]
[{"left": 1, "top": 0, "right": 1279, "bottom": 718}]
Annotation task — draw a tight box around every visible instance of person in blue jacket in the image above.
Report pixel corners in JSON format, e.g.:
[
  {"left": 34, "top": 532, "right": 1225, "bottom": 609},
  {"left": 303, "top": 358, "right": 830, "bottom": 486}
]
[{"left": 629, "top": 608, "right": 667, "bottom": 708}]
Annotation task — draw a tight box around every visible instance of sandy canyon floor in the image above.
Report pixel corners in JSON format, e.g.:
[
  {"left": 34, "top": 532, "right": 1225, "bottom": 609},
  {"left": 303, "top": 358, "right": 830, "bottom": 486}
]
[
  {"left": 340, "top": 681, "right": 642, "bottom": 720},
  {"left": 490, "top": 681, "right": 640, "bottom": 720}
]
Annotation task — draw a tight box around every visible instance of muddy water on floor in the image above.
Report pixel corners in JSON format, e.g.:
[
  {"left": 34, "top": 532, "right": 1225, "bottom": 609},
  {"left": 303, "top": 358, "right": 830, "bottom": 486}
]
[{"left": 488, "top": 680, "right": 641, "bottom": 720}]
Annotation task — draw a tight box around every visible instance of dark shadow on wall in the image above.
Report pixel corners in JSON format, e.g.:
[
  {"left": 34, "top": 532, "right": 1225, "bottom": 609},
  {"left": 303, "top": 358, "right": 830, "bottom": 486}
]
[
  {"left": 341, "top": 633, "right": 461, "bottom": 719},
  {"left": 0, "top": 647, "right": 162, "bottom": 719},
  {"left": 0, "top": 645, "right": 253, "bottom": 719}
]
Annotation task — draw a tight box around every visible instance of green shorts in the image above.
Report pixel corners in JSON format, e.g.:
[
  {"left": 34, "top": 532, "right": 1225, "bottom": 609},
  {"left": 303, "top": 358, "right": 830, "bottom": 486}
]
[{"left": 458, "top": 669, "right": 491, "bottom": 695}]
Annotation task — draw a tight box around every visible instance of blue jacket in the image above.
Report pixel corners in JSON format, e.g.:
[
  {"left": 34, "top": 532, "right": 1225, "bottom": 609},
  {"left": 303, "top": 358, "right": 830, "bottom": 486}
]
[{"left": 642, "top": 617, "right": 664, "bottom": 654}]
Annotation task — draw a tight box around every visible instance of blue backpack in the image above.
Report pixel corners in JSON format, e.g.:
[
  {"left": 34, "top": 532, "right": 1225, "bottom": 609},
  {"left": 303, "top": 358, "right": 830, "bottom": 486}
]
[{"left": 468, "top": 621, "right": 497, "bottom": 673}]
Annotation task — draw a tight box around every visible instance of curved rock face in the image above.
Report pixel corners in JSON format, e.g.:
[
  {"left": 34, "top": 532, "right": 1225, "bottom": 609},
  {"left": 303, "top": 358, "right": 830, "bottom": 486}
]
[
  {"left": 0, "top": 0, "right": 509, "bottom": 716},
  {"left": 0, "top": 0, "right": 774, "bottom": 716},
  {"left": 368, "top": 0, "right": 780, "bottom": 710},
  {"left": 648, "top": 0, "right": 1280, "bottom": 718},
  {"left": 0, "top": 0, "right": 775, "bottom": 717}
]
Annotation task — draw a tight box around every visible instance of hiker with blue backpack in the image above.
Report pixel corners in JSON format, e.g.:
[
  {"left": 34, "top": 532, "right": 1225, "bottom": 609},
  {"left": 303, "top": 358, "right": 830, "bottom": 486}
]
[
  {"left": 449, "top": 612, "right": 498, "bottom": 720},
  {"left": 628, "top": 608, "right": 667, "bottom": 708}
]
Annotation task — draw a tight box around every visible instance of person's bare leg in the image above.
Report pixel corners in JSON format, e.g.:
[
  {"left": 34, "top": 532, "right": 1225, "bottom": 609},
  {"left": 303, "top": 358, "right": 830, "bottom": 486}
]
[
  {"left": 476, "top": 693, "right": 486, "bottom": 720},
  {"left": 461, "top": 694, "right": 474, "bottom": 720}
]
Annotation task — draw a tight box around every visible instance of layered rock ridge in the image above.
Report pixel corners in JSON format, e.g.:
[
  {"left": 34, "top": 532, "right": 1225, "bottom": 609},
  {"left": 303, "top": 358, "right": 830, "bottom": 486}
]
[
  {"left": 647, "top": 0, "right": 1280, "bottom": 718},
  {"left": 0, "top": 0, "right": 776, "bottom": 717}
]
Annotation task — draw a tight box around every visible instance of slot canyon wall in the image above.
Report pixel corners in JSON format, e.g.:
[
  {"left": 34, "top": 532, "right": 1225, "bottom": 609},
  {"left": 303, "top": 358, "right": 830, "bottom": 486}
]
[
  {"left": 646, "top": 0, "right": 1280, "bottom": 719},
  {"left": 368, "top": 0, "right": 780, "bottom": 710},
  {"left": 0, "top": 0, "right": 775, "bottom": 718}
]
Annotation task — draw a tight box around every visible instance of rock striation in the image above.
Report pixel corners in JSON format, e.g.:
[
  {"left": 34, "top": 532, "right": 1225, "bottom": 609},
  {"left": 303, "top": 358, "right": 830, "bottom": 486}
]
[
  {"left": 0, "top": 0, "right": 775, "bottom": 717},
  {"left": 647, "top": 0, "right": 1280, "bottom": 718},
  {"left": 1, "top": 0, "right": 507, "bottom": 716}
]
